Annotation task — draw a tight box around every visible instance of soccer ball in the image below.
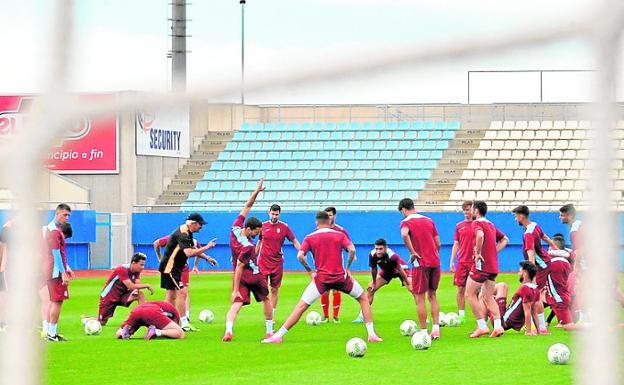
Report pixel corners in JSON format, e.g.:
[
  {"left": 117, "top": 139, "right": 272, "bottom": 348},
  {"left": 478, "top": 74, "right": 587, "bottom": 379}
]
[
  {"left": 346, "top": 337, "right": 367, "bottom": 358},
  {"left": 548, "top": 343, "right": 571, "bottom": 365},
  {"left": 306, "top": 311, "right": 322, "bottom": 326},
  {"left": 445, "top": 312, "right": 460, "bottom": 327},
  {"left": 410, "top": 330, "right": 432, "bottom": 350},
  {"left": 399, "top": 320, "right": 418, "bottom": 336},
  {"left": 198, "top": 309, "right": 215, "bottom": 324},
  {"left": 84, "top": 319, "right": 102, "bottom": 336},
  {"left": 438, "top": 312, "right": 447, "bottom": 327}
]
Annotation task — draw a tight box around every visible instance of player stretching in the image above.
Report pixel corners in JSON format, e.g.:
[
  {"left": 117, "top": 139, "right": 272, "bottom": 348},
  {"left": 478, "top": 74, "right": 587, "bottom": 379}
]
[
  {"left": 449, "top": 201, "right": 474, "bottom": 324},
  {"left": 43, "top": 204, "right": 75, "bottom": 342},
  {"left": 465, "top": 201, "right": 509, "bottom": 338},
  {"left": 398, "top": 198, "right": 443, "bottom": 339},
  {"left": 154, "top": 235, "right": 216, "bottom": 331},
  {"left": 262, "top": 211, "right": 382, "bottom": 344},
  {"left": 81, "top": 253, "right": 153, "bottom": 326},
  {"left": 256, "top": 204, "right": 301, "bottom": 318},
  {"left": 559, "top": 204, "right": 587, "bottom": 321},
  {"left": 352, "top": 238, "right": 411, "bottom": 323},
  {"left": 489, "top": 261, "right": 541, "bottom": 335},
  {"left": 117, "top": 301, "right": 184, "bottom": 340},
  {"left": 158, "top": 213, "right": 214, "bottom": 333},
  {"left": 545, "top": 236, "right": 581, "bottom": 330},
  {"left": 512, "top": 205, "right": 557, "bottom": 334},
  {"left": 319, "top": 206, "right": 352, "bottom": 323},
  {"left": 223, "top": 179, "right": 273, "bottom": 342}
]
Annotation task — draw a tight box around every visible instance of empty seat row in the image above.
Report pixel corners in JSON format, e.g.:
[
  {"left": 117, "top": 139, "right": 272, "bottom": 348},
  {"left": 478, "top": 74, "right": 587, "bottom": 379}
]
[
  {"left": 203, "top": 169, "right": 432, "bottom": 181},
  {"left": 240, "top": 121, "right": 461, "bottom": 132},
  {"left": 466, "top": 159, "right": 586, "bottom": 170},
  {"left": 455, "top": 179, "right": 588, "bottom": 191},
  {"left": 194, "top": 179, "right": 426, "bottom": 193},
  {"left": 479, "top": 139, "right": 590, "bottom": 151},
  {"left": 210, "top": 159, "right": 439, "bottom": 171},
  {"left": 489, "top": 120, "right": 595, "bottom": 130},
  {"left": 461, "top": 168, "right": 596, "bottom": 181},
  {"left": 188, "top": 190, "right": 419, "bottom": 203},
  {"left": 233, "top": 130, "right": 455, "bottom": 142},
  {"left": 472, "top": 149, "right": 586, "bottom": 161},
  {"left": 229, "top": 139, "right": 450, "bottom": 151},
  {"left": 449, "top": 190, "right": 622, "bottom": 202},
  {"left": 219, "top": 149, "right": 445, "bottom": 162},
  {"left": 483, "top": 129, "right": 598, "bottom": 141}
]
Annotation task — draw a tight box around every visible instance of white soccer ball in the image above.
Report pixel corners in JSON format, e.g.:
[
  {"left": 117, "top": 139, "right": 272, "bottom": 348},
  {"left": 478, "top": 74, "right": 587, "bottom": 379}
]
[
  {"left": 438, "top": 312, "right": 448, "bottom": 327},
  {"left": 400, "top": 320, "right": 418, "bottom": 336},
  {"left": 198, "top": 309, "right": 215, "bottom": 324},
  {"left": 548, "top": 343, "right": 571, "bottom": 365},
  {"left": 445, "top": 312, "right": 460, "bottom": 327},
  {"left": 84, "top": 319, "right": 102, "bottom": 336},
  {"left": 410, "top": 330, "right": 432, "bottom": 350},
  {"left": 346, "top": 337, "right": 367, "bottom": 358},
  {"left": 306, "top": 311, "right": 322, "bottom": 326}
]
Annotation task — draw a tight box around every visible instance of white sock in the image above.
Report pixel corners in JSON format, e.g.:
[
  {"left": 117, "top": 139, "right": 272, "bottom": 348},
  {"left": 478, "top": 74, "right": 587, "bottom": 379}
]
[
  {"left": 185, "top": 311, "right": 190, "bottom": 319},
  {"left": 274, "top": 326, "right": 288, "bottom": 338},
  {"left": 265, "top": 320, "right": 274, "bottom": 334},
  {"left": 421, "top": 328, "right": 428, "bottom": 333},
  {"left": 458, "top": 310, "right": 465, "bottom": 317},
  {"left": 225, "top": 321, "right": 234, "bottom": 334},
  {"left": 365, "top": 322, "right": 375, "bottom": 336},
  {"left": 155, "top": 329, "right": 162, "bottom": 337},
  {"left": 476, "top": 318, "right": 487, "bottom": 330},
  {"left": 48, "top": 323, "right": 58, "bottom": 336},
  {"left": 537, "top": 313, "right": 546, "bottom": 329},
  {"left": 493, "top": 318, "right": 502, "bottom": 329},
  {"left": 42, "top": 320, "right": 48, "bottom": 332},
  {"left": 432, "top": 324, "right": 440, "bottom": 333},
  {"left": 180, "top": 316, "right": 190, "bottom": 328}
]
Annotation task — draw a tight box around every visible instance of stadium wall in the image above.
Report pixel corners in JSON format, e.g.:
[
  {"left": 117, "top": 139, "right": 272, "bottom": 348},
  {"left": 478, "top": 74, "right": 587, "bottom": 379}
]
[{"left": 132, "top": 211, "right": 619, "bottom": 272}]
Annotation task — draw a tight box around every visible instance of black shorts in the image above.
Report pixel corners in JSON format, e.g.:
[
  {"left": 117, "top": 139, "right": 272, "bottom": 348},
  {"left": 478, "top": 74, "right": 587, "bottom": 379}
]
[
  {"left": 0, "top": 271, "right": 5, "bottom": 291},
  {"left": 160, "top": 270, "right": 184, "bottom": 291}
]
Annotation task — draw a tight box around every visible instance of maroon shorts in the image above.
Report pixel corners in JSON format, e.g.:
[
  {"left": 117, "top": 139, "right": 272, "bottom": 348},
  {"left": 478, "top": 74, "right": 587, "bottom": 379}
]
[
  {"left": 469, "top": 268, "right": 498, "bottom": 284},
  {"left": 379, "top": 268, "right": 409, "bottom": 285},
  {"left": 47, "top": 277, "right": 69, "bottom": 302},
  {"left": 314, "top": 275, "right": 355, "bottom": 295},
  {"left": 551, "top": 302, "right": 573, "bottom": 324},
  {"left": 124, "top": 306, "right": 174, "bottom": 335},
  {"left": 265, "top": 267, "right": 284, "bottom": 289},
  {"left": 453, "top": 263, "right": 472, "bottom": 287},
  {"left": 99, "top": 291, "right": 136, "bottom": 325},
  {"left": 535, "top": 268, "right": 550, "bottom": 289},
  {"left": 411, "top": 266, "right": 441, "bottom": 295},
  {"left": 234, "top": 273, "right": 269, "bottom": 306},
  {"left": 181, "top": 265, "right": 190, "bottom": 287}
]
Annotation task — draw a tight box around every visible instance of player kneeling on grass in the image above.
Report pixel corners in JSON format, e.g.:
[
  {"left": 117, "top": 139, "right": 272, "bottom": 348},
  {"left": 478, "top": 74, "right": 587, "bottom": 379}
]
[
  {"left": 117, "top": 301, "right": 184, "bottom": 340},
  {"left": 82, "top": 253, "right": 153, "bottom": 326},
  {"left": 262, "top": 211, "right": 382, "bottom": 344},
  {"left": 353, "top": 238, "right": 411, "bottom": 323}
]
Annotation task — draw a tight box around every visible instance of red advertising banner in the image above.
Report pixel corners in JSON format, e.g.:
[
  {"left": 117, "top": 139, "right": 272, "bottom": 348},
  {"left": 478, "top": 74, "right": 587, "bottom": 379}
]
[{"left": 0, "top": 94, "right": 119, "bottom": 174}]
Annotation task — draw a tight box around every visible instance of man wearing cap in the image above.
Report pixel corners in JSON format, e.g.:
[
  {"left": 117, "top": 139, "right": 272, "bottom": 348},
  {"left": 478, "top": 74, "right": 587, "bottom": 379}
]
[{"left": 158, "top": 213, "right": 215, "bottom": 327}]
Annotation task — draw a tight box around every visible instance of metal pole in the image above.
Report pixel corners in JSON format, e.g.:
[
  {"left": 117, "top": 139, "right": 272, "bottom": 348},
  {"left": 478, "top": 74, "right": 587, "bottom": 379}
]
[
  {"left": 539, "top": 70, "right": 543, "bottom": 103},
  {"left": 241, "top": 0, "right": 246, "bottom": 106},
  {"left": 171, "top": 0, "right": 187, "bottom": 92},
  {"left": 467, "top": 71, "right": 471, "bottom": 104}
]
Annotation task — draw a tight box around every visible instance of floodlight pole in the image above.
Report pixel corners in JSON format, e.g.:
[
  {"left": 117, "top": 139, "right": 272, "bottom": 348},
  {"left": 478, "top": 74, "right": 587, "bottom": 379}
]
[{"left": 240, "top": 0, "right": 246, "bottom": 106}]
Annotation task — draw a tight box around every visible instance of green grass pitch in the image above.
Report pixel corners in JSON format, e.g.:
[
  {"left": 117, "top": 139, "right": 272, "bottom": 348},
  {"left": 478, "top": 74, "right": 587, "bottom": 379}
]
[{"left": 46, "top": 272, "right": 576, "bottom": 385}]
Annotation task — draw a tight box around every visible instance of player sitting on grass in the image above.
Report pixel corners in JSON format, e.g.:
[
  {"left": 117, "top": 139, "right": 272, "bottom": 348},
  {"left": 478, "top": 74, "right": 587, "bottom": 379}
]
[
  {"left": 81, "top": 252, "right": 153, "bottom": 327},
  {"left": 117, "top": 301, "right": 184, "bottom": 340},
  {"left": 353, "top": 238, "right": 411, "bottom": 323},
  {"left": 262, "top": 210, "right": 382, "bottom": 344}
]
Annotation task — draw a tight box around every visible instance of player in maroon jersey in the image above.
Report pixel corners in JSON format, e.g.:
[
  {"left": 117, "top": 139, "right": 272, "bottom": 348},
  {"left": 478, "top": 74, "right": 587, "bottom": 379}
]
[
  {"left": 465, "top": 201, "right": 509, "bottom": 338},
  {"left": 512, "top": 205, "right": 558, "bottom": 334},
  {"left": 545, "top": 236, "right": 582, "bottom": 330},
  {"left": 319, "top": 206, "right": 352, "bottom": 323},
  {"left": 449, "top": 201, "right": 474, "bottom": 324},
  {"left": 262, "top": 211, "right": 382, "bottom": 344},
  {"left": 116, "top": 301, "right": 184, "bottom": 340},
  {"left": 398, "top": 198, "right": 443, "bottom": 339},
  {"left": 223, "top": 180, "right": 274, "bottom": 342},
  {"left": 256, "top": 203, "right": 301, "bottom": 317},
  {"left": 559, "top": 204, "right": 588, "bottom": 321}
]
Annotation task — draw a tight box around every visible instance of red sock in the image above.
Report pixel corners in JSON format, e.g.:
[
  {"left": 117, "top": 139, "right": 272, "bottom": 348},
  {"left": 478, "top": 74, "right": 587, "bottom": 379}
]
[
  {"left": 321, "top": 292, "right": 330, "bottom": 318},
  {"left": 332, "top": 291, "right": 342, "bottom": 319}
]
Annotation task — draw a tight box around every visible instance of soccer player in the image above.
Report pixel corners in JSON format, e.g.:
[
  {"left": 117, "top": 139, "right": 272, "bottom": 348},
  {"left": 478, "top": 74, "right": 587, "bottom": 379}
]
[
  {"left": 512, "top": 205, "right": 558, "bottom": 334},
  {"left": 465, "top": 200, "right": 509, "bottom": 338},
  {"left": 489, "top": 261, "right": 541, "bottom": 335},
  {"left": 352, "top": 238, "right": 411, "bottom": 323},
  {"left": 545, "top": 236, "right": 581, "bottom": 330},
  {"left": 319, "top": 206, "right": 352, "bottom": 323},
  {"left": 262, "top": 211, "right": 382, "bottom": 344},
  {"left": 158, "top": 212, "right": 215, "bottom": 332},
  {"left": 154, "top": 235, "right": 216, "bottom": 331},
  {"left": 398, "top": 198, "right": 443, "bottom": 339},
  {"left": 559, "top": 204, "right": 583, "bottom": 255},
  {"left": 256, "top": 204, "right": 301, "bottom": 316},
  {"left": 116, "top": 301, "right": 184, "bottom": 340},
  {"left": 449, "top": 201, "right": 474, "bottom": 324},
  {"left": 43, "top": 203, "right": 75, "bottom": 342},
  {"left": 223, "top": 179, "right": 273, "bottom": 342}
]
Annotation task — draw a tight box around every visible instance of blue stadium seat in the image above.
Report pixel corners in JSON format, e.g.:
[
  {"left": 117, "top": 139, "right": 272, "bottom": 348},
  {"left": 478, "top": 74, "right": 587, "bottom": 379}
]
[
  {"left": 418, "top": 151, "right": 431, "bottom": 160},
  {"left": 398, "top": 141, "right": 411, "bottom": 150},
  {"left": 279, "top": 152, "right": 291, "bottom": 161},
  {"left": 347, "top": 180, "right": 360, "bottom": 190},
  {"left": 325, "top": 123, "right": 337, "bottom": 130},
  {"left": 310, "top": 160, "right": 322, "bottom": 169},
  {"left": 386, "top": 141, "right": 399, "bottom": 150},
  {"left": 380, "top": 191, "right": 393, "bottom": 201},
  {"left": 399, "top": 121, "right": 410, "bottom": 130},
  {"left": 436, "top": 121, "right": 448, "bottom": 130},
  {"left": 405, "top": 131, "right": 417, "bottom": 140},
  {"left": 355, "top": 131, "right": 367, "bottom": 140},
  {"left": 362, "top": 122, "right": 374, "bottom": 131},
  {"left": 297, "top": 180, "right": 310, "bottom": 189},
  {"left": 200, "top": 192, "right": 213, "bottom": 201},
  {"left": 203, "top": 171, "right": 215, "bottom": 180},
  {"left": 328, "top": 191, "right": 341, "bottom": 201},
  {"left": 380, "top": 131, "right": 391, "bottom": 140},
  {"left": 442, "top": 131, "right": 455, "bottom": 140},
  {"left": 212, "top": 162, "right": 223, "bottom": 170},
  {"left": 375, "top": 122, "right": 385, "bottom": 130},
  {"left": 337, "top": 122, "right": 349, "bottom": 130},
  {"left": 430, "top": 131, "right": 442, "bottom": 140},
  {"left": 386, "top": 180, "right": 399, "bottom": 190},
  {"left": 448, "top": 121, "right": 461, "bottom": 130},
  {"left": 219, "top": 152, "right": 230, "bottom": 161},
  {"left": 317, "top": 170, "right": 329, "bottom": 179},
  {"left": 238, "top": 142, "right": 250, "bottom": 151},
  {"left": 294, "top": 132, "right": 305, "bottom": 141},
  {"left": 436, "top": 141, "right": 449, "bottom": 150},
  {"left": 274, "top": 141, "right": 287, "bottom": 151},
  {"left": 290, "top": 191, "right": 303, "bottom": 200},
  {"left": 302, "top": 191, "right": 314, "bottom": 200},
  {"left": 325, "top": 142, "right": 337, "bottom": 150},
  {"left": 262, "top": 142, "right": 274, "bottom": 151},
  {"left": 319, "top": 132, "right": 330, "bottom": 141},
  {"left": 373, "top": 141, "right": 385, "bottom": 150},
  {"left": 230, "top": 152, "right": 242, "bottom": 160},
  {"left": 330, "top": 131, "right": 342, "bottom": 140},
  {"left": 368, "top": 131, "right": 381, "bottom": 140},
  {"left": 302, "top": 123, "right": 313, "bottom": 131},
  {"left": 404, "top": 150, "right": 416, "bottom": 159},
  {"left": 431, "top": 150, "right": 443, "bottom": 159},
  {"left": 349, "top": 122, "right": 362, "bottom": 131},
  {"left": 250, "top": 142, "right": 261, "bottom": 151},
  {"left": 241, "top": 123, "right": 252, "bottom": 131},
  {"left": 418, "top": 131, "right": 430, "bottom": 140},
  {"left": 412, "top": 121, "right": 424, "bottom": 130},
  {"left": 387, "top": 122, "right": 398, "bottom": 130},
  {"left": 424, "top": 141, "right": 436, "bottom": 150},
  {"left": 424, "top": 121, "right": 435, "bottom": 130},
  {"left": 362, "top": 141, "right": 374, "bottom": 150},
  {"left": 196, "top": 181, "right": 208, "bottom": 191},
  {"left": 292, "top": 151, "right": 304, "bottom": 160},
  {"left": 278, "top": 170, "right": 290, "bottom": 179},
  {"left": 282, "top": 132, "right": 294, "bottom": 141},
  {"left": 307, "top": 132, "right": 318, "bottom": 141},
  {"left": 310, "top": 141, "right": 323, "bottom": 150}
]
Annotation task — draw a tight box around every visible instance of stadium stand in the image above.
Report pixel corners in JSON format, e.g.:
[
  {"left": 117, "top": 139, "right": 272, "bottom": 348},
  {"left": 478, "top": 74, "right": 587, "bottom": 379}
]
[{"left": 181, "top": 121, "right": 461, "bottom": 211}]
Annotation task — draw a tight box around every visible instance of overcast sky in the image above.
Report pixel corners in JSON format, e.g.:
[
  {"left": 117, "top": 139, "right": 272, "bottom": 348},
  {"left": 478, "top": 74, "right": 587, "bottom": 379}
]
[{"left": 1, "top": 0, "right": 619, "bottom": 104}]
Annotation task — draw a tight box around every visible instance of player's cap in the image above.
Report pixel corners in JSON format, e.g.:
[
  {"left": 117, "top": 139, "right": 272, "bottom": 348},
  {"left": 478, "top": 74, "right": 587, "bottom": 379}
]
[{"left": 186, "top": 213, "right": 206, "bottom": 225}]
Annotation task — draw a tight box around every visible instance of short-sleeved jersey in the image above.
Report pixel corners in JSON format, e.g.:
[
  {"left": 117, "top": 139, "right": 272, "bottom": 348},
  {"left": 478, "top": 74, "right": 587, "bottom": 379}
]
[
  {"left": 158, "top": 225, "right": 194, "bottom": 274},
  {"left": 123, "top": 301, "right": 180, "bottom": 330},
  {"left": 332, "top": 224, "right": 352, "bottom": 242},
  {"left": 569, "top": 220, "right": 583, "bottom": 252},
  {"left": 454, "top": 219, "right": 475, "bottom": 265},
  {"left": 156, "top": 236, "right": 169, "bottom": 248},
  {"left": 258, "top": 220, "right": 296, "bottom": 269},
  {"left": 230, "top": 215, "right": 260, "bottom": 276},
  {"left": 45, "top": 220, "right": 68, "bottom": 279},
  {"left": 502, "top": 283, "right": 539, "bottom": 331},
  {"left": 300, "top": 228, "right": 351, "bottom": 282},
  {"left": 522, "top": 222, "right": 550, "bottom": 270},
  {"left": 100, "top": 264, "right": 140, "bottom": 302},
  {"left": 399, "top": 214, "right": 440, "bottom": 267},
  {"left": 368, "top": 248, "right": 407, "bottom": 274},
  {"left": 471, "top": 217, "right": 505, "bottom": 274}
]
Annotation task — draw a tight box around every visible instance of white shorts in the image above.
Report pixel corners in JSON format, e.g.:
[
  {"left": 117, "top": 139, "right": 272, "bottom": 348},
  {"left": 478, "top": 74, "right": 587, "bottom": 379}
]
[{"left": 300, "top": 280, "right": 364, "bottom": 305}]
